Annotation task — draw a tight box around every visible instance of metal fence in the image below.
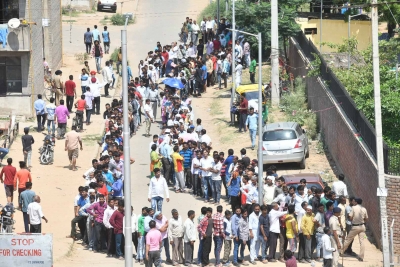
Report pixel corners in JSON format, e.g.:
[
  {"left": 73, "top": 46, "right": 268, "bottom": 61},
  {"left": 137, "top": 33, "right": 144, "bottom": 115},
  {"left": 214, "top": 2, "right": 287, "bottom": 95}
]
[{"left": 293, "top": 31, "right": 400, "bottom": 175}]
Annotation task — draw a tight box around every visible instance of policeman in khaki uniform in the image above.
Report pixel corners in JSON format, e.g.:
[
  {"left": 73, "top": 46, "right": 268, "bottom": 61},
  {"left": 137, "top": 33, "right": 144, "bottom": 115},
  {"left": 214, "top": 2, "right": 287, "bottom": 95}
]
[
  {"left": 329, "top": 207, "right": 343, "bottom": 267},
  {"left": 341, "top": 198, "right": 368, "bottom": 261}
]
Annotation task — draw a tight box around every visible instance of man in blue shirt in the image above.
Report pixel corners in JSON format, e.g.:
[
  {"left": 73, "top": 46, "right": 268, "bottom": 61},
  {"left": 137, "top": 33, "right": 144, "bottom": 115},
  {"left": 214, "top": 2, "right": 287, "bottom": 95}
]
[
  {"left": 34, "top": 94, "right": 46, "bottom": 132},
  {"left": 92, "top": 25, "right": 100, "bottom": 42},
  {"left": 230, "top": 206, "right": 243, "bottom": 266},
  {"left": 179, "top": 142, "right": 193, "bottom": 189},
  {"left": 102, "top": 164, "right": 114, "bottom": 193},
  {"left": 102, "top": 26, "right": 110, "bottom": 54},
  {"left": 245, "top": 107, "right": 258, "bottom": 150},
  {"left": 111, "top": 173, "right": 123, "bottom": 199},
  {"left": 69, "top": 187, "right": 89, "bottom": 241},
  {"left": 160, "top": 136, "right": 173, "bottom": 185},
  {"left": 20, "top": 182, "right": 35, "bottom": 232}
]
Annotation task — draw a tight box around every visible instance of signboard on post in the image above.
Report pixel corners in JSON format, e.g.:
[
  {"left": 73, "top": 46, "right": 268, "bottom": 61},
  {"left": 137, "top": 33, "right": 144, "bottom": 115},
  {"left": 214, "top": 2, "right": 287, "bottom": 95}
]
[{"left": 0, "top": 233, "right": 53, "bottom": 267}]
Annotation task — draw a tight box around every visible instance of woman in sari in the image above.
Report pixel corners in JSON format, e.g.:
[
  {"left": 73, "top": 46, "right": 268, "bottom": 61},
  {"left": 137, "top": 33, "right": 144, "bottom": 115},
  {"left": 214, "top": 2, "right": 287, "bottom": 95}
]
[{"left": 150, "top": 143, "right": 162, "bottom": 177}]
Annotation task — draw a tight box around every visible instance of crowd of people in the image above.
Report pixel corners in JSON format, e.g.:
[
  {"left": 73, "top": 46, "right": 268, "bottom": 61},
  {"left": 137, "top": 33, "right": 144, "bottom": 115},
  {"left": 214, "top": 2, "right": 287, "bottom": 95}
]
[{"left": 0, "top": 16, "right": 369, "bottom": 267}]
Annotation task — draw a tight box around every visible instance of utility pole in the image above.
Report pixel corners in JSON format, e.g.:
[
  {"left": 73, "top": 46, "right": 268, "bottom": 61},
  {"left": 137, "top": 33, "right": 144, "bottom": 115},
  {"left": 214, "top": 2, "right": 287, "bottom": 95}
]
[
  {"left": 320, "top": 0, "right": 322, "bottom": 52},
  {"left": 225, "top": 0, "right": 228, "bottom": 16},
  {"left": 257, "top": 32, "right": 263, "bottom": 204},
  {"left": 122, "top": 17, "right": 133, "bottom": 267},
  {"left": 217, "top": 0, "right": 220, "bottom": 31},
  {"left": 230, "top": 0, "right": 236, "bottom": 123},
  {"left": 371, "top": 0, "right": 390, "bottom": 265},
  {"left": 270, "top": 0, "right": 279, "bottom": 105}
]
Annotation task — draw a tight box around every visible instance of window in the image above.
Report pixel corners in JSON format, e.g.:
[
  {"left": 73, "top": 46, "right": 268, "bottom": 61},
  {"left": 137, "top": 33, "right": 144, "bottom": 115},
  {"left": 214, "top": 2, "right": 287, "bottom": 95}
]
[
  {"left": 304, "top": 28, "right": 318, "bottom": 35},
  {"left": 0, "top": 56, "right": 22, "bottom": 95},
  {"left": 0, "top": 0, "right": 19, "bottom": 24},
  {"left": 262, "top": 130, "right": 297, "bottom": 141}
]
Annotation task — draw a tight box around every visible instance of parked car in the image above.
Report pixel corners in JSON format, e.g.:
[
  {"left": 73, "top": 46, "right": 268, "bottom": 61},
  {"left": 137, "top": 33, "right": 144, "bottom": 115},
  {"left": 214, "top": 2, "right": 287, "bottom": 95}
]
[
  {"left": 262, "top": 122, "right": 309, "bottom": 169},
  {"left": 282, "top": 173, "right": 327, "bottom": 190},
  {"left": 97, "top": 0, "right": 117, "bottom": 12}
]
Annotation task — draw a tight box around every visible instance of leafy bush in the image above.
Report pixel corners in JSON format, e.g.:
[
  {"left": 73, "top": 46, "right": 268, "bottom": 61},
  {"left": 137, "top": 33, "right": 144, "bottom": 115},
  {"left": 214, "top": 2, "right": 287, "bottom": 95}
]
[
  {"left": 280, "top": 77, "right": 318, "bottom": 140},
  {"left": 110, "top": 13, "right": 134, "bottom": 26},
  {"left": 197, "top": 1, "right": 226, "bottom": 22}
]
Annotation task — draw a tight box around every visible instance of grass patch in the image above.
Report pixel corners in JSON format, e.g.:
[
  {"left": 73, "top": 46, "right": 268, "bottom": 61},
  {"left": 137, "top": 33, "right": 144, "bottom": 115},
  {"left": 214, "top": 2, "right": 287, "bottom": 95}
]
[
  {"left": 210, "top": 98, "right": 223, "bottom": 116},
  {"left": 197, "top": 0, "right": 226, "bottom": 22},
  {"left": 214, "top": 118, "right": 235, "bottom": 145},
  {"left": 63, "top": 20, "right": 77, "bottom": 23},
  {"left": 74, "top": 53, "right": 89, "bottom": 64},
  {"left": 62, "top": 6, "right": 80, "bottom": 17},
  {"left": 110, "top": 13, "right": 135, "bottom": 26},
  {"left": 241, "top": 63, "right": 271, "bottom": 85},
  {"left": 82, "top": 134, "right": 102, "bottom": 142},
  {"left": 100, "top": 15, "right": 110, "bottom": 25}
]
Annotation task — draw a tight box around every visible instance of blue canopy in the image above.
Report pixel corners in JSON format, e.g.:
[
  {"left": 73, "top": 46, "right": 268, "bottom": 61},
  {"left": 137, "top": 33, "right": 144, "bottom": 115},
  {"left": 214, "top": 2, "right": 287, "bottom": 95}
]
[{"left": 162, "top": 78, "right": 184, "bottom": 89}]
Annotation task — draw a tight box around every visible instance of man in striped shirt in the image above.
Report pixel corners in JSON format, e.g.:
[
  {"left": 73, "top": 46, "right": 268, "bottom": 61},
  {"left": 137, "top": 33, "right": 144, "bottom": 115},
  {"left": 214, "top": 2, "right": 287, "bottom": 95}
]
[
  {"left": 213, "top": 205, "right": 225, "bottom": 266},
  {"left": 179, "top": 142, "right": 193, "bottom": 189}
]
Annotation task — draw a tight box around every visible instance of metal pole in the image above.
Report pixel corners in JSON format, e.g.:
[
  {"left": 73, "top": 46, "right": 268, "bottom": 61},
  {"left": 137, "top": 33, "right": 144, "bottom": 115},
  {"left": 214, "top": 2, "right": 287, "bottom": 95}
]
[
  {"left": 371, "top": 0, "right": 390, "bottom": 264},
  {"left": 390, "top": 219, "right": 394, "bottom": 264},
  {"left": 320, "top": 0, "right": 322, "bottom": 52},
  {"left": 396, "top": 63, "right": 398, "bottom": 80},
  {"left": 257, "top": 32, "right": 263, "bottom": 205},
  {"left": 122, "top": 18, "right": 133, "bottom": 267},
  {"left": 348, "top": 15, "right": 351, "bottom": 70},
  {"left": 230, "top": 0, "right": 236, "bottom": 122},
  {"left": 225, "top": 0, "right": 228, "bottom": 16},
  {"left": 270, "top": 0, "right": 279, "bottom": 105},
  {"left": 217, "top": 0, "right": 220, "bottom": 32}
]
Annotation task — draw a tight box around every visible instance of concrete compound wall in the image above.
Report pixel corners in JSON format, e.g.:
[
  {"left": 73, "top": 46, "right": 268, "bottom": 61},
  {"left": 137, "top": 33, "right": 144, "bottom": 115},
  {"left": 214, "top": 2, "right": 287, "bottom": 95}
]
[
  {"left": 48, "top": 0, "right": 62, "bottom": 71},
  {"left": 62, "top": 0, "right": 95, "bottom": 8},
  {"left": 289, "top": 37, "right": 400, "bottom": 253}
]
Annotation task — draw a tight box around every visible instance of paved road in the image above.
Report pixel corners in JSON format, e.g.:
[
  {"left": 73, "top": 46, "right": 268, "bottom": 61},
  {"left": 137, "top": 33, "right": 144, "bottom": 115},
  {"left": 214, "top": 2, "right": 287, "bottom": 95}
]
[{"left": 57, "top": 0, "right": 208, "bottom": 266}]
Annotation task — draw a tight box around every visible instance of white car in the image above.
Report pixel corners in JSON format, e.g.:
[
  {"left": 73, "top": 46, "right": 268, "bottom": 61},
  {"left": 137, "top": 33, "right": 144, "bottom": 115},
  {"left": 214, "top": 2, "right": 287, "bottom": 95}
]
[
  {"left": 97, "top": 0, "right": 117, "bottom": 13},
  {"left": 262, "top": 122, "right": 309, "bottom": 169}
]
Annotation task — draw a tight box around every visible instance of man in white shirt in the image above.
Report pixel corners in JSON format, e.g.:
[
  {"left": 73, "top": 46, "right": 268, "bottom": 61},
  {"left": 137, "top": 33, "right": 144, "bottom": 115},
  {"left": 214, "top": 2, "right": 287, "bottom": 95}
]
[
  {"left": 321, "top": 227, "right": 336, "bottom": 267},
  {"left": 200, "top": 129, "right": 212, "bottom": 146},
  {"left": 332, "top": 174, "right": 348, "bottom": 198},
  {"left": 123, "top": 206, "right": 139, "bottom": 254},
  {"left": 206, "top": 17, "right": 213, "bottom": 41},
  {"left": 183, "top": 210, "right": 196, "bottom": 266},
  {"left": 103, "top": 198, "right": 116, "bottom": 257},
  {"left": 27, "top": 195, "right": 48, "bottom": 233},
  {"left": 148, "top": 168, "right": 170, "bottom": 212},
  {"left": 249, "top": 204, "right": 261, "bottom": 264},
  {"left": 102, "top": 61, "right": 113, "bottom": 98},
  {"left": 87, "top": 77, "right": 102, "bottom": 115},
  {"left": 191, "top": 21, "right": 200, "bottom": 45},
  {"left": 210, "top": 155, "right": 222, "bottom": 204},
  {"left": 263, "top": 176, "right": 276, "bottom": 206},
  {"left": 168, "top": 209, "right": 184, "bottom": 265},
  {"left": 144, "top": 99, "right": 154, "bottom": 137},
  {"left": 235, "top": 59, "right": 243, "bottom": 88},
  {"left": 268, "top": 202, "right": 287, "bottom": 261},
  {"left": 191, "top": 150, "right": 202, "bottom": 197},
  {"left": 199, "top": 150, "right": 214, "bottom": 202},
  {"left": 83, "top": 87, "right": 94, "bottom": 124}
]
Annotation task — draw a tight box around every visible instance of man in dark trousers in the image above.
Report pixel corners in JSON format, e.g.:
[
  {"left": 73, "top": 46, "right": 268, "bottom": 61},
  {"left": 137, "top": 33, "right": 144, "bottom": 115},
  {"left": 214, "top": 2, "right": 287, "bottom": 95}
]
[
  {"left": 198, "top": 207, "right": 213, "bottom": 266},
  {"left": 21, "top": 127, "right": 34, "bottom": 169}
]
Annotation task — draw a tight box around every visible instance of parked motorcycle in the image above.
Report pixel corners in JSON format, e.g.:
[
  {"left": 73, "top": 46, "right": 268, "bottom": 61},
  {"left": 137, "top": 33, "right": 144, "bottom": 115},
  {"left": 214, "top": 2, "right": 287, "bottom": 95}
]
[{"left": 39, "top": 134, "right": 55, "bottom": 165}]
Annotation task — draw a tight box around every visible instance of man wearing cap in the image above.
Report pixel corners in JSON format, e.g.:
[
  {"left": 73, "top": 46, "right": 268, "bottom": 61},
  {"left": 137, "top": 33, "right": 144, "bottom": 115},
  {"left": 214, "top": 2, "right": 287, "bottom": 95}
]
[
  {"left": 147, "top": 85, "right": 160, "bottom": 120},
  {"left": 144, "top": 99, "right": 154, "bottom": 137},
  {"left": 329, "top": 207, "right": 343, "bottom": 267},
  {"left": 53, "top": 70, "right": 64, "bottom": 106},
  {"left": 342, "top": 198, "right": 368, "bottom": 262},
  {"left": 300, "top": 205, "right": 315, "bottom": 263}
]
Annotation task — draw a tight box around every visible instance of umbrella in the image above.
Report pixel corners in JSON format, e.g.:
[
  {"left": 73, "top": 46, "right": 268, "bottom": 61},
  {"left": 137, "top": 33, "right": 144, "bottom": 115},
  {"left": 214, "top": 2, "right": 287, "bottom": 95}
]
[{"left": 162, "top": 78, "right": 184, "bottom": 89}]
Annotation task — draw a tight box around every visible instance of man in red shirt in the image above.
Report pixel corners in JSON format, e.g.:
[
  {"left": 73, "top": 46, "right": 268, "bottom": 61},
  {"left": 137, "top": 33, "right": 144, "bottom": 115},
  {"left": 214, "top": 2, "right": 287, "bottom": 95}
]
[
  {"left": 238, "top": 94, "right": 248, "bottom": 133},
  {"left": 0, "top": 158, "right": 17, "bottom": 203},
  {"left": 161, "top": 46, "right": 169, "bottom": 77},
  {"left": 65, "top": 75, "right": 77, "bottom": 112},
  {"left": 213, "top": 36, "right": 221, "bottom": 51},
  {"left": 109, "top": 199, "right": 125, "bottom": 260}
]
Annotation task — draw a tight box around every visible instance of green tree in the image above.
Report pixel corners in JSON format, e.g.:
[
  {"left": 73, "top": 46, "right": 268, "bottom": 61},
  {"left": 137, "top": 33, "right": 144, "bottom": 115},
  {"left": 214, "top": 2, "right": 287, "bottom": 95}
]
[{"left": 227, "top": 0, "right": 308, "bottom": 59}]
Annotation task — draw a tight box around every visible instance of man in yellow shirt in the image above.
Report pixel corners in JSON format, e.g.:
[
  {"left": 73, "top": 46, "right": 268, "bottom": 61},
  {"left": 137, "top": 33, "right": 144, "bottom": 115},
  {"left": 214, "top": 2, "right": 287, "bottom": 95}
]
[
  {"left": 301, "top": 205, "right": 315, "bottom": 263},
  {"left": 286, "top": 205, "right": 298, "bottom": 253}
]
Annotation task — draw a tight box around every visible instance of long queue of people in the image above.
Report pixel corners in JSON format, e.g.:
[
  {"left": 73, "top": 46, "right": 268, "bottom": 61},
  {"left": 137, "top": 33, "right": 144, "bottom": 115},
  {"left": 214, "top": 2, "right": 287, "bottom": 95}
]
[{"left": 66, "top": 17, "right": 369, "bottom": 267}]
